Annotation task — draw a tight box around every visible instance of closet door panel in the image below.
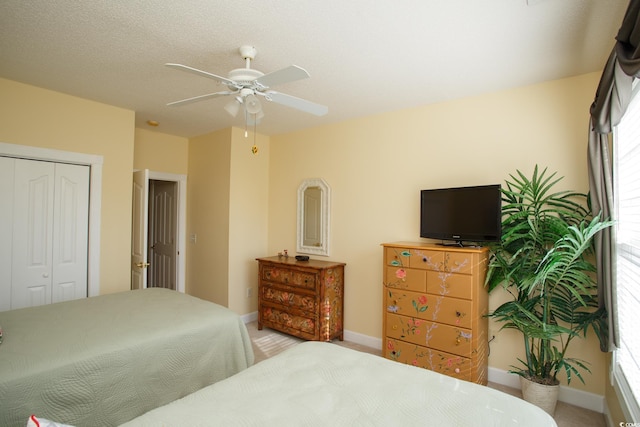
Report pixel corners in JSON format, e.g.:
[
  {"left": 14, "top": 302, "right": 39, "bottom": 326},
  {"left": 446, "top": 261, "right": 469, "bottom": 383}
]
[
  {"left": 0, "top": 157, "right": 15, "bottom": 311},
  {"left": 11, "top": 159, "right": 55, "bottom": 309},
  {"left": 52, "top": 163, "right": 89, "bottom": 303}
]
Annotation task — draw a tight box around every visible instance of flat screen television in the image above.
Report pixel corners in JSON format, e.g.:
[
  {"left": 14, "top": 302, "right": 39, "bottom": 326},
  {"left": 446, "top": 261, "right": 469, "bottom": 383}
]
[{"left": 420, "top": 184, "right": 502, "bottom": 246}]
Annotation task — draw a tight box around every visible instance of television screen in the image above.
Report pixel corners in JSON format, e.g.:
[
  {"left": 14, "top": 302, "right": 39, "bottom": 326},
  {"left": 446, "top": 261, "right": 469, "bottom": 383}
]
[{"left": 420, "top": 184, "right": 502, "bottom": 245}]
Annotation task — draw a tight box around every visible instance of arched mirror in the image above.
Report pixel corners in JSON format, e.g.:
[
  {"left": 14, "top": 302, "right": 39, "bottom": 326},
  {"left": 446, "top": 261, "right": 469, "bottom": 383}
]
[{"left": 297, "top": 178, "right": 330, "bottom": 257}]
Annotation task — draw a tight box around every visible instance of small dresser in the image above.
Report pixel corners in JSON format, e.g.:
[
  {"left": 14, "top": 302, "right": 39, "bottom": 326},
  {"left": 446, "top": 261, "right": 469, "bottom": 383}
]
[
  {"left": 256, "top": 256, "right": 345, "bottom": 341},
  {"left": 382, "top": 242, "right": 489, "bottom": 384}
]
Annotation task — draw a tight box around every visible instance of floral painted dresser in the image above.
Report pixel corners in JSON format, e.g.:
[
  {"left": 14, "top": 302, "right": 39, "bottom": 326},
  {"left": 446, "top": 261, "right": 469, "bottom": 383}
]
[
  {"left": 381, "top": 242, "right": 489, "bottom": 384},
  {"left": 256, "top": 256, "right": 345, "bottom": 341}
]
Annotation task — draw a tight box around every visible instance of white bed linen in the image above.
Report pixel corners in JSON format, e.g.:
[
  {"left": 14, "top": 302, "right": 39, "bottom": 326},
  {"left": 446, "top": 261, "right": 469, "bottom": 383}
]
[{"left": 122, "top": 341, "right": 557, "bottom": 427}]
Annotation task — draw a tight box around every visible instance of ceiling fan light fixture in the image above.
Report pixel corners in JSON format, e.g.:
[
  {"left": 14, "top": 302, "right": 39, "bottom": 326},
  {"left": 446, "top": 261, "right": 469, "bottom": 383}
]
[
  {"left": 224, "top": 99, "right": 241, "bottom": 117},
  {"left": 244, "top": 93, "right": 262, "bottom": 114}
]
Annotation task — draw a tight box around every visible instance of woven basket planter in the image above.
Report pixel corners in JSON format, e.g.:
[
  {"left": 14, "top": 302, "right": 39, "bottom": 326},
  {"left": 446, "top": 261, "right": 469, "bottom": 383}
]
[{"left": 520, "top": 376, "right": 560, "bottom": 416}]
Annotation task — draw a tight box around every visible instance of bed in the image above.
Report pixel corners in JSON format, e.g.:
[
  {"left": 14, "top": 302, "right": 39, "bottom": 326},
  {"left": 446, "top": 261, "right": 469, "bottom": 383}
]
[
  {"left": 0, "top": 288, "right": 254, "bottom": 427},
  {"left": 122, "top": 341, "right": 557, "bottom": 427}
]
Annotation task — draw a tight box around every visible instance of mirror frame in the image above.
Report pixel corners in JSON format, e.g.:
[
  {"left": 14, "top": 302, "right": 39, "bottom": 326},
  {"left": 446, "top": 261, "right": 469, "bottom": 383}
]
[{"left": 297, "top": 178, "right": 330, "bottom": 257}]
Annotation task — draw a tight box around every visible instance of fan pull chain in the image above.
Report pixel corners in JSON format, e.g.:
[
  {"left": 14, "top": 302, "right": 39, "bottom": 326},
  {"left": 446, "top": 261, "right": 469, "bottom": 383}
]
[
  {"left": 251, "top": 115, "right": 258, "bottom": 155},
  {"left": 244, "top": 109, "right": 248, "bottom": 138}
]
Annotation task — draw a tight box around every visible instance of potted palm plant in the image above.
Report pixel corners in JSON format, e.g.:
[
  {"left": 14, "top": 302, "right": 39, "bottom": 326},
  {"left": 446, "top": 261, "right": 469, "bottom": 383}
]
[{"left": 486, "top": 166, "right": 612, "bottom": 415}]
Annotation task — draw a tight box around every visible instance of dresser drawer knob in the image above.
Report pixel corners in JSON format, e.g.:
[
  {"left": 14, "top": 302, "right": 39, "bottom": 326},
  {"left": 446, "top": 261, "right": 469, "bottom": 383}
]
[
  {"left": 455, "top": 368, "right": 460, "bottom": 374},
  {"left": 456, "top": 338, "right": 461, "bottom": 345},
  {"left": 393, "top": 325, "right": 398, "bottom": 330}
]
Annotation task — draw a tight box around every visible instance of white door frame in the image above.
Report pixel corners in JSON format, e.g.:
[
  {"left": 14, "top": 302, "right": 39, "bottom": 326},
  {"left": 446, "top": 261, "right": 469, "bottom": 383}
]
[{"left": 0, "top": 142, "right": 102, "bottom": 297}]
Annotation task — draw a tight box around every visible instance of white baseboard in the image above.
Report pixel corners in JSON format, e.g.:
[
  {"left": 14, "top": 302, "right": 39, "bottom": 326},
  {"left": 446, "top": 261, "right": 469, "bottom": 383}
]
[
  {"left": 241, "top": 311, "right": 258, "bottom": 324},
  {"left": 343, "top": 329, "right": 383, "bottom": 350},
  {"left": 488, "top": 367, "right": 605, "bottom": 413}
]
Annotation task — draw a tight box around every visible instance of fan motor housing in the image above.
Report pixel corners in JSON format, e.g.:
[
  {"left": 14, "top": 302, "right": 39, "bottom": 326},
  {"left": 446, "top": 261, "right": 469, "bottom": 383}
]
[{"left": 228, "top": 68, "right": 264, "bottom": 86}]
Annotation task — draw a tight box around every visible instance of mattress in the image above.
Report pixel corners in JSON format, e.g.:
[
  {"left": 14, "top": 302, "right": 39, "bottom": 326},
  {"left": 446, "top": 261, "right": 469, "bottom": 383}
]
[
  {"left": 122, "top": 341, "right": 557, "bottom": 427},
  {"left": 0, "top": 288, "right": 254, "bottom": 427}
]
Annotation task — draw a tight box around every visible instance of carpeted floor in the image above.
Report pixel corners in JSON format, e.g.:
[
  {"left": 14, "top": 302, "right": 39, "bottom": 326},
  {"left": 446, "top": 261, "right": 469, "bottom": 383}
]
[
  {"left": 247, "top": 321, "right": 380, "bottom": 363},
  {"left": 246, "top": 321, "right": 606, "bottom": 427}
]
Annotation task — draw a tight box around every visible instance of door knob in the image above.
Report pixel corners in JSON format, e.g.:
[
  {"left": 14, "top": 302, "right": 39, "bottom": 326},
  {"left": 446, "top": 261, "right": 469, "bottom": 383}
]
[{"left": 136, "top": 262, "right": 150, "bottom": 268}]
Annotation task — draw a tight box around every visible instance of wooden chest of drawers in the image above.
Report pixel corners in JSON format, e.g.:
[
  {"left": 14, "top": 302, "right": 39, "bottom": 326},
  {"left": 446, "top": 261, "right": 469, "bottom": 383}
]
[
  {"left": 381, "top": 242, "right": 489, "bottom": 384},
  {"left": 256, "top": 256, "right": 345, "bottom": 341}
]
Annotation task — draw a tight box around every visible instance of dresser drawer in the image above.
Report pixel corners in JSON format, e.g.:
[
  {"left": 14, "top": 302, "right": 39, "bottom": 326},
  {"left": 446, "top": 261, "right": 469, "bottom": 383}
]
[
  {"left": 426, "top": 271, "right": 473, "bottom": 299},
  {"left": 384, "top": 266, "right": 426, "bottom": 292},
  {"left": 409, "top": 249, "right": 444, "bottom": 270},
  {"left": 385, "top": 247, "right": 411, "bottom": 267},
  {"left": 386, "top": 289, "right": 472, "bottom": 328},
  {"left": 262, "top": 286, "right": 317, "bottom": 313},
  {"left": 261, "top": 265, "right": 316, "bottom": 290},
  {"left": 384, "top": 338, "right": 471, "bottom": 381},
  {"left": 442, "top": 251, "right": 475, "bottom": 274},
  {"left": 386, "top": 312, "right": 472, "bottom": 358},
  {"left": 260, "top": 304, "right": 317, "bottom": 339}
]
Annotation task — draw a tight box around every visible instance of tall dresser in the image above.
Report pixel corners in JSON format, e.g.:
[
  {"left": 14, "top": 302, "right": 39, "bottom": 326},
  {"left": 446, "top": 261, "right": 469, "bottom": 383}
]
[
  {"left": 256, "top": 256, "right": 345, "bottom": 341},
  {"left": 381, "top": 242, "right": 489, "bottom": 384}
]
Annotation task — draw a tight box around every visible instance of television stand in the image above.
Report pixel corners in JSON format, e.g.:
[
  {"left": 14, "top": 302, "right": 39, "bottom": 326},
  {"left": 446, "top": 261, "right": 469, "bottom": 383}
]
[{"left": 438, "top": 240, "right": 482, "bottom": 248}]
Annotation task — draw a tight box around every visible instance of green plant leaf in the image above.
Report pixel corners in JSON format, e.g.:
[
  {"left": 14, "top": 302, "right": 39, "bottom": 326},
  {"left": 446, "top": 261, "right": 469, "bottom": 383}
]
[{"left": 486, "top": 166, "right": 613, "bottom": 384}]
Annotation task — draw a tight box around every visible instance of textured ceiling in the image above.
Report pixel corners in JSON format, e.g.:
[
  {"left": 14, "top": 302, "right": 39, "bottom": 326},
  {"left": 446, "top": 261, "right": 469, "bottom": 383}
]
[{"left": 0, "top": 0, "right": 628, "bottom": 137}]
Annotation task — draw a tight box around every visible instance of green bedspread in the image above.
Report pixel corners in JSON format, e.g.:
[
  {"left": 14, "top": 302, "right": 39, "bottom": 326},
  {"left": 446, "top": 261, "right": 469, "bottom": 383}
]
[{"left": 0, "top": 288, "right": 254, "bottom": 427}]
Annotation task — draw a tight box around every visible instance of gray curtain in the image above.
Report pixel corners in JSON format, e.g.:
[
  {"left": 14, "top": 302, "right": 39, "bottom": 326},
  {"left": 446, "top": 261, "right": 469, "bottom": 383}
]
[{"left": 588, "top": 0, "right": 640, "bottom": 351}]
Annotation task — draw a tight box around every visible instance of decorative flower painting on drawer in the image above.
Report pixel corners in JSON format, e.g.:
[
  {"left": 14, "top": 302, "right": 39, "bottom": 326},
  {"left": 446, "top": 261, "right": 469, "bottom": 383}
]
[
  {"left": 385, "top": 338, "right": 470, "bottom": 380},
  {"left": 262, "top": 307, "right": 315, "bottom": 334},
  {"left": 387, "top": 339, "right": 402, "bottom": 361},
  {"left": 263, "top": 288, "right": 316, "bottom": 311},
  {"left": 388, "top": 250, "right": 411, "bottom": 268},
  {"left": 386, "top": 291, "right": 428, "bottom": 317},
  {"left": 386, "top": 249, "right": 410, "bottom": 289}
]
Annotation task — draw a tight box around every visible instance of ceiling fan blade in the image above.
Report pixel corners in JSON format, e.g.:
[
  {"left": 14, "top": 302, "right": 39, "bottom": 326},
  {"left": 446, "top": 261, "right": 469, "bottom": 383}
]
[
  {"left": 255, "top": 65, "right": 310, "bottom": 89},
  {"left": 165, "top": 63, "right": 236, "bottom": 86},
  {"left": 167, "top": 91, "right": 234, "bottom": 107},
  {"left": 266, "top": 91, "right": 328, "bottom": 116}
]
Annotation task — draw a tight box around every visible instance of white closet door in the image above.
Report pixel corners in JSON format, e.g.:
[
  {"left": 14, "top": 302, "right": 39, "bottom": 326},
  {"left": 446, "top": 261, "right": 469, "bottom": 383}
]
[
  {"left": 52, "top": 163, "right": 89, "bottom": 303},
  {"left": 6, "top": 158, "right": 89, "bottom": 310},
  {"left": 0, "top": 157, "right": 15, "bottom": 311},
  {"left": 12, "top": 159, "right": 55, "bottom": 309}
]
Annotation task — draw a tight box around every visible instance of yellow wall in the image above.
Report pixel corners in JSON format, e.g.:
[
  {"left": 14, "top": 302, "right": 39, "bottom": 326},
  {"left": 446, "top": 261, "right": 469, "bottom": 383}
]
[
  {"left": 268, "top": 72, "right": 606, "bottom": 395},
  {"left": 181, "top": 127, "right": 269, "bottom": 313},
  {"left": 133, "top": 128, "right": 188, "bottom": 174},
  {"left": 0, "top": 77, "right": 134, "bottom": 296},
  {"left": 228, "top": 128, "right": 270, "bottom": 314},
  {"left": 186, "top": 128, "right": 232, "bottom": 305}
]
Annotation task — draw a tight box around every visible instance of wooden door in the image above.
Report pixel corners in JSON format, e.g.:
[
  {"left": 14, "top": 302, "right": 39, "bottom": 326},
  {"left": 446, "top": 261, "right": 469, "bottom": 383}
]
[{"left": 148, "top": 180, "right": 177, "bottom": 290}]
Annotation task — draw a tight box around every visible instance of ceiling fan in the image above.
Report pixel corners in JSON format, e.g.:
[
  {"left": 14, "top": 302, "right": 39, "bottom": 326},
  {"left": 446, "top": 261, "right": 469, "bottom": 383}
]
[{"left": 166, "top": 45, "right": 328, "bottom": 124}]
